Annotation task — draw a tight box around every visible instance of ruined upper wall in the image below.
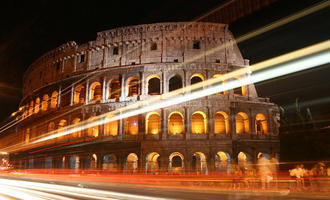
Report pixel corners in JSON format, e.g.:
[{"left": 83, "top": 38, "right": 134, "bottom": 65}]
[{"left": 23, "top": 22, "right": 246, "bottom": 97}]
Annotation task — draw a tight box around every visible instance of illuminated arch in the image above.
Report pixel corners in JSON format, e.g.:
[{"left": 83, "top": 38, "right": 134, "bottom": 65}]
[
  {"left": 126, "top": 76, "right": 139, "bottom": 97},
  {"left": 169, "top": 74, "right": 183, "bottom": 92},
  {"left": 214, "top": 111, "right": 229, "bottom": 134},
  {"left": 146, "top": 112, "right": 160, "bottom": 134},
  {"left": 34, "top": 98, "right": 40, "bottom": 114},
  {"left": 87, "top": 116, "right": 99, "bottom": 137},
  {"left": 125, "top": 153, "right": 138, "bottom": 172},
  {"left": 146, "top": 152, "right": 160, "bottom": 173},
  {"left": 215, "top": 151, "right": 230, "bottom": 173},
  {"left": 108, "top": 79, "right": 121, "bottom": 99},
  {"left": 213, "top": 74, "right": 227, "bottom": 94},
  {"left": 168, "top": 111, "right": 184, "bottom": 135},
  {"left": 125, "top": 115, "right": 139, "bottom": 135},
  {"left": 236, "top": 112, "right": 249, "bottom": 134},
  {"left": 190, "top": 73, "right": 205, "bottom": 85},
  {"left": 238, "top": 152, "right": 251, "bottom": 169},
  {"left": 255, "top": 113, "right": 268, "bottom": 134},
  {"left": 191, "top": 111, "right": 207, "bottom": 134},
  {"left": 104, "top": 115, "right": 118, "bottom": 136},
  {"left": 147, "top": 75, "right": 161, "bottom": 95},
  {"left": 41, "top": 94, "right": 49, "bottom": 111},
  {"left": 169, "top": 152, "right": 184, "bottom": 173},
  {"left": 89, "top": 82, "right": 102, "bottom": 101},
  {"left": 74, "top": 85, "right": 85, "bottom": 104},
  {"left": 50, "top": 91, "right": 58, "bottom": 108},
  {"left": 192, "top": 152, "right": 207, "bottom": 174},
  {"left": 29, "top": 100, "right": 34, "bottom": 115},
  {"left": 71, "top": 118, "right": 81, "bottom": 137},
  {"left": 90, "top": 154, "right": 97, "bottom": 169}
]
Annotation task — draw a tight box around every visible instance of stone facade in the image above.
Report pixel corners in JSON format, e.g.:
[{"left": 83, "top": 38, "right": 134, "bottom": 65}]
[{"left": 1, "top": 22, "right": 279, "bottom": 173}]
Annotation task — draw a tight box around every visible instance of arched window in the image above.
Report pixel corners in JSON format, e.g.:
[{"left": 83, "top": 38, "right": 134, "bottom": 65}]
[
  {"left": 238, "top": 152, "right": 250, "bottom": 169},
  {"left": 41, "top": 94, "right": 49, "bottom": 111},
  {"left": 108, "top": 79, "right": 121, "bottom": 99},
  {"left": 191, "top": 111, "right": 207, "bottom": 134},
  {"left": 127, "top": 77, "right": 139, "bottom": 97},
  {"left": 214, "top": 111, "right": 229, "bottom": 134},
  {"left": 50, "top": 91, "right": 58, "bottom": 108},
  {"left": 90, "top": 154, "right": 97, "bottom": 169},
  {"left": 74, "top": 85, "right": 85, "bottom": 104},
  {"left": 169, "top": 75, "right": 182, "bottom": 92},
  {"left": 215, "top": 151, "right": 230, "bottom": 173},
  {"left": 71, "top": 118, "right": 81, "bottom": 137},
  {"left": 34, "top": 98, "right": 40, "bottom": 114},
  {"left": 148, "top": 75, "right": 160, "bottom": 95},
  {"left": 233, "top": 77, "right": 247, "bottom": 96},
  {"left": 146, "top": 112, "right": 160, "bottom": 134},
  {"left": 255, "top": 113, "right": 268, "bottom": 134},
  {"left": 89, "top": 82, "right": 102, "bottom": 101},
  {"left": 104, "top": 115, "right": 118, "bottom": 136},
  {"left": 146, "top": 152, "right": 160, "bottom": 173},
  {"left": 236, "top": 112, "right": 249, "bottom": 134},
  {"left": 190, "top": 74, "right": 204, "bottom": 85},
  {"left": 29, "top": 100, "right": 34, "bottom": 115},
  {"left": 126, "top": 153, "right": 138, "bottom": 172},
  {"left": 191, "top": 152, "right": 207, "bottom": 174},
  {"left": 125, "top": 116, "right": 139, "bottom": 135},
  {"left": 168, "top": 112, "right": 184, "bottom": 135},
  {"left": 213, "top": 74, "right": 227, "bottom": 94},
  {"left": 87, "top": 117, "right": 99, "bottom": 137},
  {"left": 169, "top": 152, "right": 184, "bottom": 173}
]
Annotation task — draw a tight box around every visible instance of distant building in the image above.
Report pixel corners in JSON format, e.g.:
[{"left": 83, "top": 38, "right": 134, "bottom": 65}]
[{"left": 0, "top": 22, "right": 279, "bottom": 173}]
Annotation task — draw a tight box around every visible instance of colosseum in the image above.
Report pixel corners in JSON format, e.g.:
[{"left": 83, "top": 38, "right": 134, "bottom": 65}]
[{"left": 0, "top": 22, "right": 280, "bottom": 173}]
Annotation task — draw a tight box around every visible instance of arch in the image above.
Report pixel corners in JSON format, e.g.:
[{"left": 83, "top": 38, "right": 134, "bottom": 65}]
[
  {"left": 89, "top": 82, "right": 102, "bottom": 101},
  {"left": 90, "top": 154, "right": 97, "bottom": 169},
  {"left": 169, "top": 74, "right": 183, "bottom": 92},
  {"left": 168, "top": 111, "right": 184, "bottom": 135},
  {"left": 214, "top": 111, "right": 229, "bottom": 134},
  {"left": 147, "top": 75, "right": 161, "bottom": 95},
  {"left": 104, "top": 115, "right": 118, "bottom": 136},
  {"left": 233, "top": 77, "right": 247, "bottom": 96},
  {"left": 238, "top": 152, "right": 251, "bottom": 170},
  {"left": 169, "top": 152, "right": 184, "bottom": 173},
  {"left": 103, "top": 154, "right": 117, "bottom": 171},
  {"left": 146, "top": 152, "right": 160, "bottom": 173},
  {"left": 236, "top": 112, "right": 249, "bottom": 134},
  {"left": 50, "top": 91, "right": 58, "bottom": 108},
  {"left": 34, "top": 98, "right": 40, "bottom": 114},
  {"left": 69, "top": 155, "right": 80, "bottom": 169},
  {"left": 257, "top": 152, "right": 270, "bottom": 160},
  {"left": 146, "top": 112, "right": 160, "bottom": 134},
  {"left": 29, "top": 100, "right": 34, "bottom": 115},
  {"left": 74, "top": 85, "right": 86, "bottom": 104},
  {"left": 215, "top": 151, "right": 231, "bottom": 173},
  {"left": 108, "top": 79, "right": 121, "bottom": 99},
  {"left": 191, "top": 111, "right": 207, "bottom": 134},
  {"left": 255, "top": 113, "right": 268, "bottom": 134},
  {"left": 71, "top": 118, "right": 81, "bottom": 137},
  {"left": 127, "top": 76, "right": 139, "bottom": 97},
  {"left": 125, "top": 153, "right": 138, "bottom": 173},
  {"left": 191, "top": 152, "right": 207, "bottom": 174},
  {"left": 190, "top": 73, "right": 204, "bottom": 87},
  {"left": 41, "top": 94, "right": 49, "bottom": 111},
  {"left": 213, "top": 74, "right": 227, "bottom": 94},
  {"left": 87, "top": 116, "right": 99, "bottom": 137},
  {"left": 125, "top": 115, "right": 139, "bottom": 135}
]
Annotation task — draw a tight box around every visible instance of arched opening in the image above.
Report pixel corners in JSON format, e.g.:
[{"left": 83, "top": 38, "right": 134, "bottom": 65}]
[
  {"left": 213, "top": 74, "right": 227, "bottom": 94},
  {"left": 104, "top": 115, "right": 118, "bottom": 136},
  {"left": 236, "top": 112, "right": 249, "bottom": 134},
  {"left": 87, "top": 117, "right": 99, "bottom": 137},
  {"left": 214, "top": 111, "right": 229, "bottom": 134},
  {"left": 148, "top": 76, "right": 160, "bottom": 95},
  {"left": 169, "top": 75, "right": 182, "bottom": 92},
  {"left": 90, "top": 82, "right": 102, "bottom": 102},
  {"left": 34, "top": 98, "right": 40, "bottom": 114},
  {"left": 71, "top": 118, "right": 81, "bottom": 138},
  {"left": 190, "top": 73, "right": 204, "bottom": 86},
  {"left": 50, "top": 91, "right": 58, "bottom": 108},
  {"left": 191, "top": 152, "right": 207, "bottom": 174},
  {"left": 127, "top": 77, "right": 139, "bottom": 97},
  {"left": 69, "top": 155, "right": 80, "bottom": 169},
  {"left": 146, "top": 112, "right": 160, "bottom": 134},
  {"left": 255, "top": 113, "right": 268, "bottom": 135},
  {"left": 74, "top": 85, "right": 86, "bottom": 104},
  {"left": 103, "top": 154, "right": 117, "bottom": 171},
  {"left": 238, "top": 152, "right": 250, "bottom": 170},
  {"left": 125, "top": 153, "right": 138, "bottom": 173},
  {"left": 191, "top": 111, "right": 207, "bottom": 134},
  {"left": 58, "top": 119, "right": 67, "bottom": 141},
  {"left": 257, "top": 152, "right": 270, "bottom": 160},
  {"left": 169, "top": 152, "right": 184, "bottom": 173},
  {"left": 125, "top": 116, "right": 139, "bottom": 135},
  {"left": 108, "top": 79, "right": 121, "bottom": 99},
  {"left": 90, "top": 154, "right": 97, "bottom": 169},
  {"left": 168, "top": 112, "right": 184, "bottom": 135},
  {"left": 215, "top": 151, "right": 230, "bottom": 174},
  {"left": 233, "top": 77, "right": 247, "bottom": 96},
  {"left": 29, "top": 100, "right": 34, "bottom": 115},
  {"left": 146, "top": 152, "right": 160, "bottom": 173}
]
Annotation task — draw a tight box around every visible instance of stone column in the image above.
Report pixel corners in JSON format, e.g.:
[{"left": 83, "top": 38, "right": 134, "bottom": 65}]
[
  {"left": 103, "top": 47, "right": 109, "bottom": 67},
  {"left": 185, "top": 107, "right": 190, "bottom": 140},
  {"left": 57, "top": 85, "right": 62, "bottom": 108},
  {"left": 85, "top": 80, "right": 90, "bottom": 104},
  {"left": 120, "top": 74, "right": 126, "bottom": 101},
  {"left": 70, "top": 84, "right": 75, "bottom": 106},
  {"left": 162, "top": 70, "right": 167, "bottom": 94},
  {"left": 102, "top": 77, "right": 107, "bottom": 103},
  {"left": 161, "top": 109, "right": 167, "bottom": 140},
  {"left": 207, "top": 107, "right": 213, "bottom": 139}
]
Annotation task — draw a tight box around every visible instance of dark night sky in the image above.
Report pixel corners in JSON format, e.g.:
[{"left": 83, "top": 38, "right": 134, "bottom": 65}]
[{"left": 0, "top": 0, "right": 329, "bottom": 125}]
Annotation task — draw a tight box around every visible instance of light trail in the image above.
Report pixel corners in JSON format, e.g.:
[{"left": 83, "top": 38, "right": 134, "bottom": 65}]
[{"left": 1, "top": 40, "right": 330, "bottom": 153}]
